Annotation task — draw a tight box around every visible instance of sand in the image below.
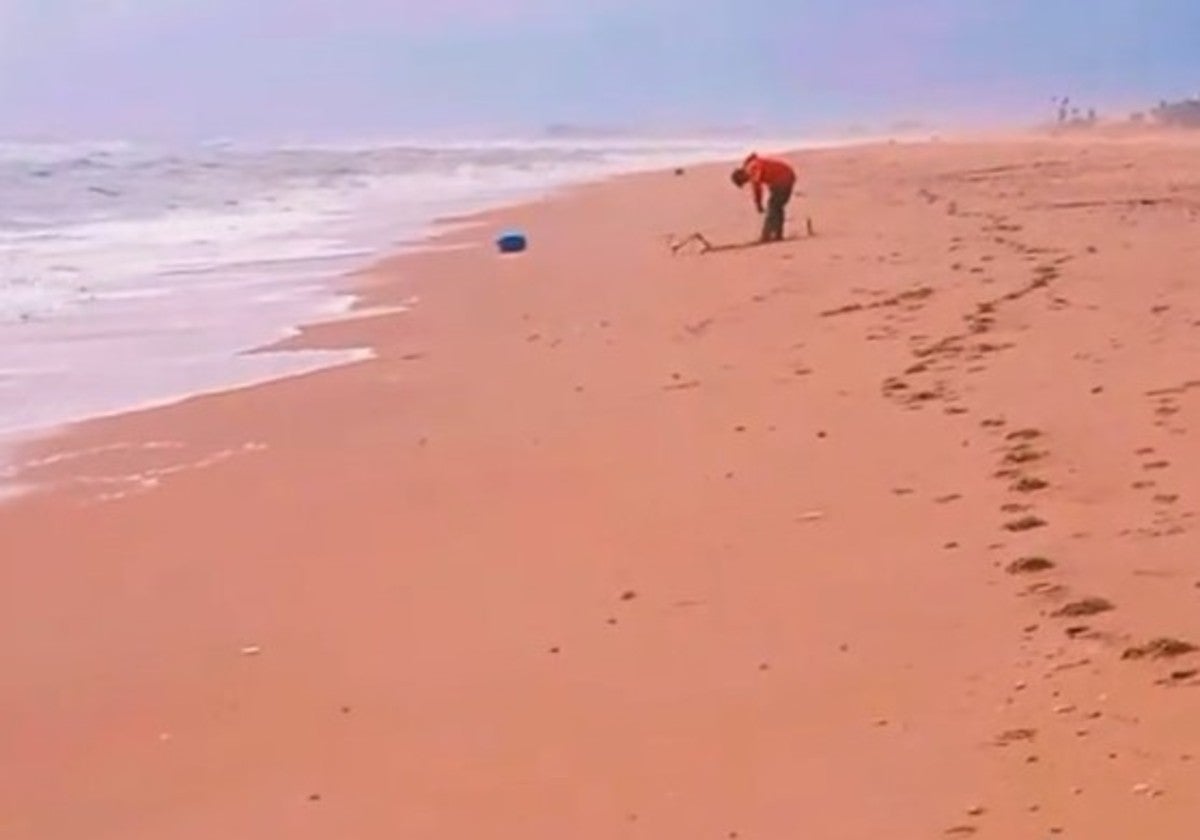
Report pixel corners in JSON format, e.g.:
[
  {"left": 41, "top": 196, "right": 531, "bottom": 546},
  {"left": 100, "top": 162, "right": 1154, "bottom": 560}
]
[{"left": 3, "top": 136, "right": 1200, "bottom": 838}]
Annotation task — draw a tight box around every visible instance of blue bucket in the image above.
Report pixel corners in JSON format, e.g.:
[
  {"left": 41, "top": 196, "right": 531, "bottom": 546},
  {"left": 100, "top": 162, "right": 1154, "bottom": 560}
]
[{"left": 496, "top": 231, "right": 527, "bottom": 254}]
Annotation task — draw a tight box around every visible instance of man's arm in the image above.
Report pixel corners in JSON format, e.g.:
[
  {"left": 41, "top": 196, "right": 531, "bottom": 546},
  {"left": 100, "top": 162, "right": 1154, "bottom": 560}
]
[{"left": 743, "top": 157, "right": 765, "bottom": 212}]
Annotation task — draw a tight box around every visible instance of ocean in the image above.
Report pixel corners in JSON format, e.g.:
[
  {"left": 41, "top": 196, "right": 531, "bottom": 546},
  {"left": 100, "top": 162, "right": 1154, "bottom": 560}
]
[{"left": 0, "top": 136, "right": 765, "bottom": 443}]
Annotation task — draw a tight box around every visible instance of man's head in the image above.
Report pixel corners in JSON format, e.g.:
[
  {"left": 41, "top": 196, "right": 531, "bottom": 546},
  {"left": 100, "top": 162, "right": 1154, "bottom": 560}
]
[{"left": 730, "top": 168, "right": 749, "bottom": 188}]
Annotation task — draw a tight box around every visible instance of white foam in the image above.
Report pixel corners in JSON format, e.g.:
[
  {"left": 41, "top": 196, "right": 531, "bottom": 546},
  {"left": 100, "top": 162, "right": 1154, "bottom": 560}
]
[{"left": 0, "top": 135, "right": 819, "bottom": 491}]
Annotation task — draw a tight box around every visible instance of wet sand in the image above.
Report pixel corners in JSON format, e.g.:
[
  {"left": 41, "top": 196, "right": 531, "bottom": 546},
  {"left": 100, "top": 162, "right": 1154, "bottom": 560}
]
[{"left": 4, "top": 136, "right": 1200, "bottom": 838}]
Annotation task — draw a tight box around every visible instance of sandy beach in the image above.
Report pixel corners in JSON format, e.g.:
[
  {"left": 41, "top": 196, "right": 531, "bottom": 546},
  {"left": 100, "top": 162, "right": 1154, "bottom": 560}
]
[{"left": 3, "top": 135, "right": 1200, "bottom": 838}]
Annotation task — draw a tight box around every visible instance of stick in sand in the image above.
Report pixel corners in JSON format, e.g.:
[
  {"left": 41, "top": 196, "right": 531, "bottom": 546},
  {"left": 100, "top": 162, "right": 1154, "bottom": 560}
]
[
  {"left": 670, "top": 233, "right": 717, "bottom": 254},
  {"left": 670, "top": 219, "right": 816, "bottom": 256}
]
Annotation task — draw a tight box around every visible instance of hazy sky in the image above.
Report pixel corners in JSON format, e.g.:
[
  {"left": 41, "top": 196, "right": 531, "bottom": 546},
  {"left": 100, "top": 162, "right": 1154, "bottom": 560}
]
[{"left": 1, "top": 0, "right": 1197, "bottom": 140}]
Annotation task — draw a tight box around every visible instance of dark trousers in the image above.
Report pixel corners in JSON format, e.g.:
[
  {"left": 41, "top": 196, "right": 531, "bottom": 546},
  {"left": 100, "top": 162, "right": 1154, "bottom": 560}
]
[{"left": 762, "top": 183, "right": 794, "bottom": 242}]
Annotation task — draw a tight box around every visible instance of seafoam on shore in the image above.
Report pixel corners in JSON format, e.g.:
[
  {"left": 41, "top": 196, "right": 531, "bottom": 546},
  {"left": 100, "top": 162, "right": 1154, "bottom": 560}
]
[{"left": 0, "top": 136, "right": 812, "bottom": 443}]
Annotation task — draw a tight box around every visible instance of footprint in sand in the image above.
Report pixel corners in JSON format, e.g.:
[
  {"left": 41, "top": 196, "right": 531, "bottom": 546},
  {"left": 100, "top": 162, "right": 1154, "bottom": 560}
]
[
  {"left": 1162, "top": 669, "right": 1200, "bottom": 685},
  {"left": 994, "top": 727, "right": 1037, "bottom": 747},
  {"left": 1053, "top": 597, "right": 1115, "bottom": 618},
  {"left": 1004, "top": 447, "right": 1046, "bottom": 466},
  {"left": 1007, "top": 556, "right": 1056, "bottom": 575},
  {"left": 1023, "top": 582, "right": 1067, "bottom": 598},
  {"left": 1123, "top": 638, "right": 1198, "bottom": 661},
  {"left": 1005, "top": 515, "right": 1048, "bottom": 532},
  {"left": 1007, "top": 428, "right": 1043, "bottom": 442}
]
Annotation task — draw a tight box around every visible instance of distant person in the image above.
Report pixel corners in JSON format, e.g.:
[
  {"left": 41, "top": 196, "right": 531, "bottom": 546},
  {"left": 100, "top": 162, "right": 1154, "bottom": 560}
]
[{"left": 730, "top": 153, "right": 797, "bottom": 243}]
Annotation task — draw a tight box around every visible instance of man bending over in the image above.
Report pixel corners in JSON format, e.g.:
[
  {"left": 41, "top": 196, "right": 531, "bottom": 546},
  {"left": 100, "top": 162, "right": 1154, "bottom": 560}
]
[{"left": 731, "top": 153, "right": 797, "bottom": 243}]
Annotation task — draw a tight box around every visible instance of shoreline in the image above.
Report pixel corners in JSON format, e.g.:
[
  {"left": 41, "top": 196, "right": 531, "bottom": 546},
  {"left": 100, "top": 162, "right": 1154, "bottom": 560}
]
[
  {"left": 0, "top": 140, "right": 767, "bottom": 491},
  {"left": 4, "top": 134, "right": 1200, "bottom": 839},
  {"left": 0, "top": 137, "right": 784, "bottom": 464},
  {"left": 0, "top": 176, "right": 598, "bottom": 489}
]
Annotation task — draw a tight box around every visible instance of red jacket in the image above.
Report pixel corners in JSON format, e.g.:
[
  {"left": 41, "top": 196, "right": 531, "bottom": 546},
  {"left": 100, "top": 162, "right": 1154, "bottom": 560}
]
[{"left": 743, "top": 153, "right": 796, "bottom": 206}]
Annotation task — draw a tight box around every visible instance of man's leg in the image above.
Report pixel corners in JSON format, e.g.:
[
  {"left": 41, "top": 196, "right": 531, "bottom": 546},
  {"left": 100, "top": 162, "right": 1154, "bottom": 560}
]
[
  {"left": 765, "top": 186, "right": 791, "bottom": 241},
  {"left": 760, "top": 200, "right": 776, "bottom": 243}
]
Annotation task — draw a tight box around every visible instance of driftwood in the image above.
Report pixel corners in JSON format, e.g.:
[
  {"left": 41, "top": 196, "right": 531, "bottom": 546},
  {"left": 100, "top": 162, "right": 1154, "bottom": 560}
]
[
  {"left": 669, "top": 233, "right": 717, "bottom": 254},
  {"left": 669, "top": 217, "right": 816, "bottom": 256}
]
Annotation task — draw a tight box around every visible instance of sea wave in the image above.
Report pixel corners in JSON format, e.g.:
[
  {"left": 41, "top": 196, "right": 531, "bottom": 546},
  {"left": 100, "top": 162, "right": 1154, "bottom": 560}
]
[{"left": 0, "top": 136, "right": 774, "bottom": 442}]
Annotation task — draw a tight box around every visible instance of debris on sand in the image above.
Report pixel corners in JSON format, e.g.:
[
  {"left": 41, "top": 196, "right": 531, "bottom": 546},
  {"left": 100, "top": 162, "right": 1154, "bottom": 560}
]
[{"left": 669, "top": 232, "right": 715, "bottom": 254}]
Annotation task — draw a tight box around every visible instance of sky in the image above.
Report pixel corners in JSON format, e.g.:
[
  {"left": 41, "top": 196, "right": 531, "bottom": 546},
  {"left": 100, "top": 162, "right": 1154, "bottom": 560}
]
[{"left": 0, "top": 0, "right": 1197, "bottom": 140}]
